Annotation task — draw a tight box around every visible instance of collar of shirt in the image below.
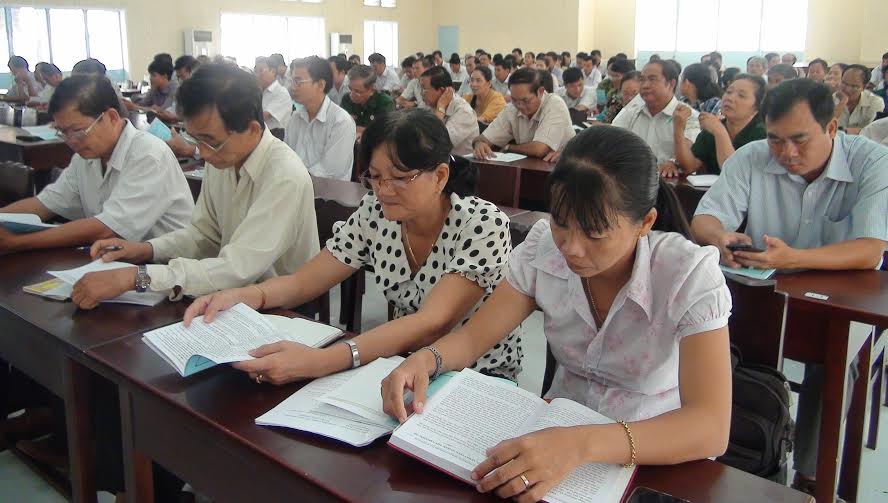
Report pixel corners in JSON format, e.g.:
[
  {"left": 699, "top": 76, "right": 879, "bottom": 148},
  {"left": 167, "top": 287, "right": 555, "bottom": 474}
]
[
  {"left": 529, "top": 229, "right": 654, "bottom": 323},
  {"left": 264, "top": 79, "right": 284, "bottom": 96},
  {"left": 296, "top": 95, "right": 332, "bottom": 124},
  {"left": 518, "top": 92, "right": 552, "bottom": 122},
  {"left": 762, "top": 134, "right": 854, "bottom": 183},
  {"left": 641, "top": 95, "right": 679, "bottom": 119},
  {"left": 237, "top": 128, "right": 276, "bottom": 181},
  {"left": 105, "top": 121, "right": 139, "bottom": 174}
]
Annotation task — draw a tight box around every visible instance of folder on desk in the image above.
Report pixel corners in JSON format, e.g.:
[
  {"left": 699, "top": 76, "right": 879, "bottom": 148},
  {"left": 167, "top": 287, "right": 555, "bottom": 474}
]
[
  {"left": 0, "top": 213, "right": 57, "bottom": 234},
  {"left": 147, "top": 118, "right": 173, "bottom": 141}
]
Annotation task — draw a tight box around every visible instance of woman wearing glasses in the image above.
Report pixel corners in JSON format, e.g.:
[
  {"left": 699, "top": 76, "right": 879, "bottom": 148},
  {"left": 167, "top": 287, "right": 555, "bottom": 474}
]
[
  {"left": 0, "top": 73, "right": 193, "bottom": 254},
  {"left": 70, "top": 63, "right": 319, "bottom": 310},
  {"left": 182, "top": 108, "right": 522, "bottom": 385}
]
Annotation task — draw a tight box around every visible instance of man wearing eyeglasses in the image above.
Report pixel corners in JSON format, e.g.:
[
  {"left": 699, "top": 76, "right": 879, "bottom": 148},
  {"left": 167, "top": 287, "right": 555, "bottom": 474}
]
[
  {"left": 0, "top": 74, "right": 194, "bottom": 254},
  {"left": 340, "top": 64, "right": 395, "bottom": 138},
  {"left": 68, "top": 64, "right": 319, "bottom": 310},
  {"left": 834, "top": 64, "right": 885, "bottom": 135},
  {"left": 284, "top": 56, "right": 356, "bottom": 181}
]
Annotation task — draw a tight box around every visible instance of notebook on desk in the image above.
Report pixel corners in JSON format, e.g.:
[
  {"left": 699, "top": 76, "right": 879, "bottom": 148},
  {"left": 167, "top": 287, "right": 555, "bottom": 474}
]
[
  {"left": 463, "top": 152, "right": 528, "bottom": 163},
  {"left": 0, "top": 213, "right": 57, "bottom": 234}
]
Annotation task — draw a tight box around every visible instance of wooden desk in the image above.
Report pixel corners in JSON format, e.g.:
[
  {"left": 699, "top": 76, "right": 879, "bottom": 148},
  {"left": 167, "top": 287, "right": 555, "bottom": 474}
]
[
  {"left": 471, "top": 157, "right": 553, "bottom": 208},
  {"left": 667, "top": 178, "right": 710, "bottom": 221},
  {"left": 85, "top": 330, "right": 810, "bottom": 503},
  {"left": 0, "top": 125, "right": 73, "bottom": 174},
  {"left": 0, "top": 248, "right": 189, "bottom": 502},
  {"left": 774, "top": 270, "right": 888, "bottom": 503}
]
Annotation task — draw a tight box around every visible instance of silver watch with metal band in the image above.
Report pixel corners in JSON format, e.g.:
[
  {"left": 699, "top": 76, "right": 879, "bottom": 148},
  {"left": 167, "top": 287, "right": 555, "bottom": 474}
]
[
  {"left": 344, "top": 340, "right": 360, "bottom": 368},
  {"left": 135, "top": 264, "right": 151, "bottom": 293}
]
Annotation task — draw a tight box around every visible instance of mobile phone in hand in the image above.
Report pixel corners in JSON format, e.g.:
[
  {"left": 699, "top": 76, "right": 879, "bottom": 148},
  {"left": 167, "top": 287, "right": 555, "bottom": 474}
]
[
  {"left": 625, "top": 486, "right": 690, "bottom": 503},
  {"left": 727, "top": 243, "right": 765, "bottom": 253}
]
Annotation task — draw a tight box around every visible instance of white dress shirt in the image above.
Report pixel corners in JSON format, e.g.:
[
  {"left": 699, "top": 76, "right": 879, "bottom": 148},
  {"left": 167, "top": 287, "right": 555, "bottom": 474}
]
[
  {"left": 284, "top": 96, "right": 356, "bottom": 181},
  {"left": 449, "top": 68, "right": 468, "bottom": 86},
  {"left": 262, "top": 80, "right": 293, "bottom": 130},
  {"left": 482, "top": 92, "right": 576, "bottom": 152},
  {"left": 439, "top": 94, "right": 480, "bottom": 156},
  {"left": 492, "top": 76, "right": 511, "bottom": 97},
  {"left": 556, "top": 86, "right": 596, "bottom": 109},
  {"left": 584, "top": 67, "right": 603, "bottom": 88},
  {"left": 37, "top": 121, "right": 194, "bottom": 241},
  {"left": 400, "top": 78, "right": 421, "bottom": 102},
  {"left": 861, "top": 117, "right": 888, "bottom": 146},
  {"left": 146, "top": 129, "right": 320, "bottom": 298},
  {"left": 507, "top": 219, "right": 731, "bottom": 422},
  {"left": 374, "top": 67, "right": 401, "bottom": 92},
  {"left": 31, "top": 83, "right": 56, "bottom": 104},
  {"left": 327, "top": 76, "right": 350, "bottom": 106},
  {"left": 836, "top": 90, "right": 885, "bottom": 130},
  {"left": 612, "top": 96, "right": 701, "bottom": 163}
]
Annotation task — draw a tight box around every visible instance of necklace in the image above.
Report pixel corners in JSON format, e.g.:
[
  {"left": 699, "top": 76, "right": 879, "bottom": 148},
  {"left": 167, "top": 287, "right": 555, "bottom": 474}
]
[
  {"left": 584, "top": 277, "right": 604, "bottom": 326},
  {"left": 404, "top": 230, "right": 419, "bottom": 269}
]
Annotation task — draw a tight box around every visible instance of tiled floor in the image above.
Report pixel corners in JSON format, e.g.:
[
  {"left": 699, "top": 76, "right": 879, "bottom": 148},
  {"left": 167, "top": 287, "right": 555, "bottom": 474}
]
[{"left": 2, "top": 280, "right": 887, "bottom": 502}]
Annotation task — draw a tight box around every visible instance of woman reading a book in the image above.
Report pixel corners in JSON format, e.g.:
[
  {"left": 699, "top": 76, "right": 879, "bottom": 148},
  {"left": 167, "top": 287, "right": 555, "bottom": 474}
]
[
  {"left": 381, "top": 126, "right": 732, "bottom": 502},
  {"left": 183, "top": 108, "right": 523, "bottom": 383}
]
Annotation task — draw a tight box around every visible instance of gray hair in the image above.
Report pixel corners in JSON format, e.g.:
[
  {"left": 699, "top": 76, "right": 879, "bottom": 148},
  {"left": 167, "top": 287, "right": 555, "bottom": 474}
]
[{"left": 347, "top": 64, "right": 377, "bottom": 90}]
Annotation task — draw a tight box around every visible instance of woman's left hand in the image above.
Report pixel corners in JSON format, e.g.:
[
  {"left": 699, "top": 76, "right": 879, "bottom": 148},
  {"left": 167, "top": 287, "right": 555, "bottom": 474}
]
[
  {"left": 698, "top": 112, "right": 725, "bottom": 135},
  {"left": 232, "top": 341, "right": 324, "bottom": 385},
  {"left": 472, "top": 427, "right": 581, "bottom": 502}
]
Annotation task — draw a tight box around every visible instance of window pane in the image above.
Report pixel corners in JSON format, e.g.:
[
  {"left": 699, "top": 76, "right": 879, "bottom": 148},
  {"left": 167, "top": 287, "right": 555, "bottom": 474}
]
[
  {"left": 0, "top": 15, "right": 9, "bottom": 67},
  {"left": 760, "top": 0, "right": 807, "bottom": 52},
  {"left": 87, "top": 10, "right": 125, "bottom": 70},
  {"left": 635, "top": 0, "right": 677, "bottom": 52},
  {"left": 716, "top": 0, "right": 762, "bottom": 51},
  {"left": 364, "top": 21, "right": 398, "bottom": 66},
  {"left": 286, "top": 17, "right": 326, "bottom": 59},
  {"left": 363, "top": 0, "right": 380, "bottom": 5},
  {"left": 222, "top": 13, "right": 325, "bottom": 67},
  {"left": 11, "top": 8, "right": 50, "bottom": 65},
  {"left": 49, "top": 9, "right": 87, "bottom": 71},
  {"left": 675, "top": 0, "right": 717, "bottom": 52}
]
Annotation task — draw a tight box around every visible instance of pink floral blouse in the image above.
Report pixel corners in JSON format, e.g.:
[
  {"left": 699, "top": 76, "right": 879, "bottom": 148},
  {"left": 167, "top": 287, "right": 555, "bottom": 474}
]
[{"left": 507, "top": 220, "right": 731, "bottom": 422}]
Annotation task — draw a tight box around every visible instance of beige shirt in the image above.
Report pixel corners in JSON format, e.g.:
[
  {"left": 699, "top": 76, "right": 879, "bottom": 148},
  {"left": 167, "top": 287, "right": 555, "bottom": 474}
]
[
  {"left": 480, "top": 92, "right": 575, "bottom": 151},
  {"left": 146, "top": 129, "right": 320, "bottom": 298},
  {"left": 837, "top": 90, "right": 885, "bottom": 130},
  {"left": 441, "top": 94, "right": 480, "bottom": 156},
  {"left": 612, "top": 96, "right": 701, "bottom": 163}
]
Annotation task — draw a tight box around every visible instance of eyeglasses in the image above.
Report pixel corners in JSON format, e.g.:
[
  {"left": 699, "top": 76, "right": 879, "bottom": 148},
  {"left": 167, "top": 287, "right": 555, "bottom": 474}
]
[
  {"left": 359, "top": 170, "right": 422, "bottom": 191},
  {"left": 290, "top": 78, "right": 314, "bottom": 88},
  {"left": 512, "top": 95, "right": 537, "bottom": 106},
  {"left": 53, "top": 112, "right": 105, "bottom": 143},
  {"left": 179, "top": 129, "right": 232, "bottom": 154},
  {"left": 840, "top": 81, "right": 863, "bottom": 91}
]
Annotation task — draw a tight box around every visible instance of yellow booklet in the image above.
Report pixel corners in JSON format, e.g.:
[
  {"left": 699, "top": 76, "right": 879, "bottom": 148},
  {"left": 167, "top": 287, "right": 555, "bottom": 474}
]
[{"left": 23, "top": 278, "right": 72, "bottom": 301}]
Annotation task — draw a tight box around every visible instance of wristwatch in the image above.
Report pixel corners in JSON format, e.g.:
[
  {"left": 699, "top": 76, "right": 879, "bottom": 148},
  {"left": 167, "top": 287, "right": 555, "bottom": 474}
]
[
  {"left": 135, "top": 264, "right": 151, "bottom": 293},
  {"left": 436, "top": 105, "right": 446, "bottom": 114}
]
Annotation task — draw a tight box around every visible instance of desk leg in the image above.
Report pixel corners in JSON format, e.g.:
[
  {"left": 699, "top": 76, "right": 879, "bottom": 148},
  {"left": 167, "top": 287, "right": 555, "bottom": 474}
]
[
  {"left": 839, "top": 332, "right": 871, "bottom": 502},
  {"left": 63, "top": 359, "right": 97, "bottom": 503},
  {"left": 120, "top": 390, "right": 154, "bottom": 503}
]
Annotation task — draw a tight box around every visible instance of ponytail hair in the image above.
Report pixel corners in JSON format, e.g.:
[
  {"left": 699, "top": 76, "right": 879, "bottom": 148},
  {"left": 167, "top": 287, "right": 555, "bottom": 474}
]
[
  {"left": 359, "top": 108, "right": 478, "bottom": 197},
  {"left": 546, "top": 125, "right": 691, "bottom": 239}
]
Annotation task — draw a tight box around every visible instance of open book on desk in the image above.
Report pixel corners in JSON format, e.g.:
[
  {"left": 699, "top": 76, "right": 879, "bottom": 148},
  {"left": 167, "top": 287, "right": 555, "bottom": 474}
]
[
  {"left": 389, "top": 369, "right": 636, "bottom": 503},
  {"left": 0, "top": 213, "right": 57, "bottom": 234},
  {"left": 44, "top": 259, "right": 166, "bottom": 306},
  {"left": 256, "top": 356, "right": 464, "bottom": 447},
  {"left": 143, "top": 303, "right": 344, "bottom": 377},
  {"left": 463, "top": 152, "right": 528, "bottom": 163}
]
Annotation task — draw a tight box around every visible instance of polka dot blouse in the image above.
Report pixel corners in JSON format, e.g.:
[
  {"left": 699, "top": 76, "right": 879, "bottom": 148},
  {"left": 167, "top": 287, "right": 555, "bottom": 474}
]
[{"left": 326, "top": 192, "right": 523, "bottom": 380}]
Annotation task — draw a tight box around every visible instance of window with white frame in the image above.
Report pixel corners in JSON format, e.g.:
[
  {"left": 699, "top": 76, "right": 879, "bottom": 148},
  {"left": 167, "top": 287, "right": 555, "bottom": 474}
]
[
  {"left": 220, "top": 13, "right": 326, "bottom": 68},
  {"left": 363, "top": 0, "right": 397, "bottom": 7},
  {"left": 363, "top": 21, "right": 398, "bottom": 66},
  {"left": 635, "top": 0, "right": 807, "bottom": 56},
  {"left": 1, "top": 7, "right": 128, "bottom": 72}
]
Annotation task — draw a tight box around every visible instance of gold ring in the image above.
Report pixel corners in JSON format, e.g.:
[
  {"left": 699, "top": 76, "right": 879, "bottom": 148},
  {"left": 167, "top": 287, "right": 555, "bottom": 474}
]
[
  {"left": 520, "top": 474, "right": 530, "bottom": 489},
  {"left": 255, "top": 374, "right": 263, "bottom": 384}
]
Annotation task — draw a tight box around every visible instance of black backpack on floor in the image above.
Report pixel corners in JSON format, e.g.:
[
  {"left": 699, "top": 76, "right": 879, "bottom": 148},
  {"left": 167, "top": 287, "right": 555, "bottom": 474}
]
[{"left": 717, "top": 345, "right": 794, "bottom": 484}]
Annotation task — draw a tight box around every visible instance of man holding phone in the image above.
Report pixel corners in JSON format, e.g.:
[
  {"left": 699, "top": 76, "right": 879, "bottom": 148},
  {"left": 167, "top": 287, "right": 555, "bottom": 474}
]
[{"left": 691, "top": 78, "right": 888, "bottom": 497}]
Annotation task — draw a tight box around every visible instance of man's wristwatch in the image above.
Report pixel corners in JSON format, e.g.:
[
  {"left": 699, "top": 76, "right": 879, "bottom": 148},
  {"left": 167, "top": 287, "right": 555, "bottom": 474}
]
[
  {"left": 135, "top": 265, "right": 151, "bottom": 293},
  {"left": 436, "top": 105, "right": 446, "bottom": 114}
]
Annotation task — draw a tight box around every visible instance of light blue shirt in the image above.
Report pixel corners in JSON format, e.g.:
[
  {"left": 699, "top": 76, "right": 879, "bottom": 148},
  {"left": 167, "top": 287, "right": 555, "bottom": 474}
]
[{"left": 695, "top": 133, "right": 888, "bottom": 250}]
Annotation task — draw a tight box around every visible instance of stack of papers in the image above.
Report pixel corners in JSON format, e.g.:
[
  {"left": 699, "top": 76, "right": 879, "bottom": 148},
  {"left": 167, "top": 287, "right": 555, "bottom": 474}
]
[
  {"left": 45, "top": 260, "right": 167, "bottom": 306},
  {"left": 464, "top": 152, "right": 528, "bottom": 163},
  {"left": 686, "top": 174, "right": 719, "bottom": 187},
  {"left": 720, "top": 265, "right": 776, "bottom": 280},
  {"left": 0, "top": 213, "right": 57, "bottom": 234}
]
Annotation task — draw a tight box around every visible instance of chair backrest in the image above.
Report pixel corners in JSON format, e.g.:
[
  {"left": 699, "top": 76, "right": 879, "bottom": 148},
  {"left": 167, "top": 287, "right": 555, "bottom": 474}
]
[
  {"left": 725, "top": 274, "right": 788, "bottom": 369},
  {"left": 0, "top": 161, "right": 35, "bottom": 205}
]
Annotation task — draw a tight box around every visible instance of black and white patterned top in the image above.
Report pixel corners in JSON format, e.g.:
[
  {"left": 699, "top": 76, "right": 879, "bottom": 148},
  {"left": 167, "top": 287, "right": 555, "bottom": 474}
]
[{"left": 326, "top": 192, "right": 523, "bottom": 380}]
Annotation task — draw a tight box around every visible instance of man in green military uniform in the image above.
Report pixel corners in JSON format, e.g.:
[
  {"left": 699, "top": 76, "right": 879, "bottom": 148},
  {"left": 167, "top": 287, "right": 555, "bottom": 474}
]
[{"left": 340, "top": 64, "right": 395, "bottom": 135}]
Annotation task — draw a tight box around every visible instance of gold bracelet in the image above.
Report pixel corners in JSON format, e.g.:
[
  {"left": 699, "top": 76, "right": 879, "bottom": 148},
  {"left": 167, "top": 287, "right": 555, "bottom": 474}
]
[
  {"left": 618, "top": 420, "right": 636, "bottom": 469},
  {"left": 252, "top": 285, "right": 267, "bottom": 311}
]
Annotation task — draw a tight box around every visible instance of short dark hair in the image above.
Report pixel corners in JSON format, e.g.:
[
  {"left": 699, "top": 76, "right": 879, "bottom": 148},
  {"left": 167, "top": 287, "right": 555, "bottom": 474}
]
[
  {"left": 48, "top": 74, "right": 120, "bottom": 118},
  {"left": 153, "top": 53, "right": 173, "bottom": 65},
  {"left": 783, "top": 53, "right": 797, "bottom": 65},
  {"left": 293, "top": 56, "right": 334, "bottom": 94},
  {"left": 421, "top": 65, "right": 452, "bottom": 90},
  {"left": 590, "top": 50, "right": 602, "bottom": 57},
  {"left": 682, "top": 63, "right": 722, "bottom": 101},
  {"left": 72, "top": 58, "right": 107, "bottom": 75},
  {"left": 419, "top": 55, "right": 435, "bottom": 69},
  {"left": 762, "top": 79, "right": 834, "bottom": 129},
  {"left": 509, "top": 67, "right": 543, "bottom": 93},
  {"left": 347, "top": 64, "right": 377, "bottom": 90},
  {"left": 177, "top": 64, "right": 265, "bottom": 133},
  {"left": 843, "top": 64, "right": 871, "bottom": 85},
  {"left": 709, "top": 51, "right": 723, "bottom": 61},
  {"left": 492, "top": 53, "right": 503, "bottom": 65},
  {"left": 475, "top": 48, "right": 486, "bottom": 56},
  {"left": 620, "top": 71, "right": 641, "bottom": 87},
  {"left": 547, "top": 126, "right": 690, "bottom": 238},
  {"left": 615, "top": 52, "right": 628, "bottom": 59},
  {"left": 883, "top": 52, "right": 888, "bottom": 60},
  {"left": 37, "top": 62, "right": 62, "bottom": 78},
  {"left": 764, "top": 52, "right": 779, "bottom": 62},
  {"left": 808, "top": 58, "right": 829, "bottom": 73},
  {"left": 401, "top": 56, "right": 416, "bottom": 69},
  {"left": 368, "top": 53, "right": 386, "bottom": 65},
  {"left": 562, "top": 67, "right": 584, "bottom": 85},
  {"left": 254, "top": 56, "right": 272, "bottom": 70},
  {"left": 610, "top": 58, "right": 635, "bottom": 75},
  {"left": 432, "top": 50, "right": 443, "bottom": 58},
  {"left": 721, "top": 67, "right": 741, "bottom": 87},
  {"left": 148, "top": 59, "right": 173, "bottom": 79},
  {"left": 495, "top": 58, "right": 513, "bottom": 72},
  {"left": 471, "top": 65, "right": 492, "bottom": 82},
  {"left": 329, "top": 55, "right": 350, "bottom": 74},
  {"left": 359, "top": 109, "right": 477, "bottom": 197},
  {"left": 536, "top": 70, "right": 554, "bottom": 93},
  {"left": 8, "top": 56, "right": 28, "bottom": 70},
  {"left": 174, "top": 55, "right": 200, "bottom": 73},
  {"left": 512, "top": 48, "right": 523, "bottom": 56},
  {"left": 731, "top": 73, "right": 767, "bottom": 107},
  {"left": 268, "top": 53, "right": 286, "bottom": 69},
  {"left": 645, "top": 60, "right": 680, "bottom": 89},
  {"left": 767, "top": 63, "right": 797, "bottom": 80}
]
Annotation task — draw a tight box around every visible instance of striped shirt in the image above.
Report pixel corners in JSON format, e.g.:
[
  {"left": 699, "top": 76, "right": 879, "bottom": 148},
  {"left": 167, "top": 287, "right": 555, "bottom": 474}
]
[{"left": 695, "top": 133, "right": 888, "bottom": 250}]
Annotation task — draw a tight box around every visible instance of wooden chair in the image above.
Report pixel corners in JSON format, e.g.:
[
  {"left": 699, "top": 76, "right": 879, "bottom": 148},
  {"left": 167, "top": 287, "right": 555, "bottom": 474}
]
[
  {"left": 0, "top": 161, "right": 35, "bottom": 205},
  {"left": 315, "top": 197, "right": 364, "bottom": 332},
  {"left": 724, "top": 274, "right": 789, "bottom": 369}
]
